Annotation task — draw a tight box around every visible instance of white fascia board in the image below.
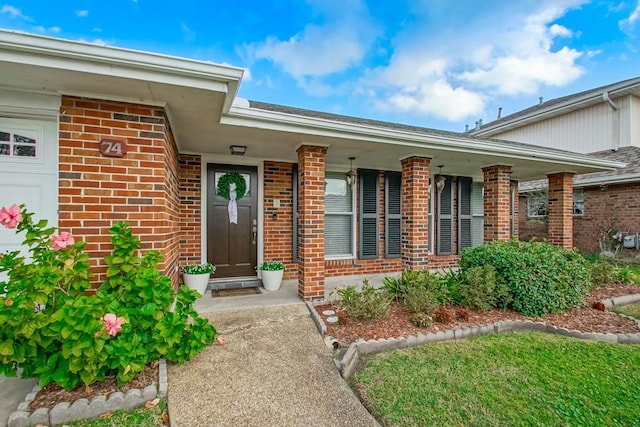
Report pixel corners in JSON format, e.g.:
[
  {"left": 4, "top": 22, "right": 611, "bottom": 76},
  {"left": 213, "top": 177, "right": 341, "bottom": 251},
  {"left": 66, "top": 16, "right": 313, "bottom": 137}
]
[
  {"left": 0, "top": 30, "right": 242, "bottom": 95},
  {"left": 475, "top": 78, "right": 640, "bottom": 136},
  {"left": 223, "top": 105, "right": 625, "bottom": 171}
]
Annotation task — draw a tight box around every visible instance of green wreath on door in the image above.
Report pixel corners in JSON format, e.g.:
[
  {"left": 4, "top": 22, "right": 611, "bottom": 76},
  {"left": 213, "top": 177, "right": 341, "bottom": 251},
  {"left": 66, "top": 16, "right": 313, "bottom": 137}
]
[{"left": 217, "top": 172, "right": 247, "bottom": 200}]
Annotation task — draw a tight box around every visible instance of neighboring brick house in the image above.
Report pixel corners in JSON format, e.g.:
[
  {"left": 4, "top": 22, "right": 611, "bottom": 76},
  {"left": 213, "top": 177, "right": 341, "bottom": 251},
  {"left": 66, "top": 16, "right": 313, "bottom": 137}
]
[
  {"left": 0, "top": 31, "right": 621, "bottom": 300},
  {"left": 474, "top": 78, "right": 640, "bottom": 254}
]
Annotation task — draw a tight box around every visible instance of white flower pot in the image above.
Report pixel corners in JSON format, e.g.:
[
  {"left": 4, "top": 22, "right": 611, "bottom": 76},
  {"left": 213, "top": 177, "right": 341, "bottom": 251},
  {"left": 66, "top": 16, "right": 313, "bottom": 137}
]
[
  {"left": 261, "top": 269, "right": 284, "bottom": 291},
  {"left": 183, "top": 273, "right": 210, "bottom": 296}
]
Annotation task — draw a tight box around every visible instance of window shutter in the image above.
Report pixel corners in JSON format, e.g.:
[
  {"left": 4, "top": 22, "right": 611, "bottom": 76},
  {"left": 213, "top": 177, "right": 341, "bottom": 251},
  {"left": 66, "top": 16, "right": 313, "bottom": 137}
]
[
  {"left": 437, "top": 176, "right": 453, "bottom": 255},
  {"left": 510, "top": 180, "right": 517, "bottom": 238},
  {"left": 458, "top": 177, "right": 472, "bottom": 252},
  {"left": 471, "top": 181, "right": 484, "bottom": 247},
  {"left": 359, "top": 170, "right": 379, "bottom": 259},
  {"left": 385, "top": 171, "right": 401, "bottom": 258}
]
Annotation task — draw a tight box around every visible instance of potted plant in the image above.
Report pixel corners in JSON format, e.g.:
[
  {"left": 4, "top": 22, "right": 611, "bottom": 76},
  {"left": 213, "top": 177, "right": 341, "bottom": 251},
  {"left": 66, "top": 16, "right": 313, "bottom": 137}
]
[
  {"left": 182, "top": 263, "right": 216, "bottom": 296},
  {"left": 260, "top": 260, "right": 285, "bottom": 291}
]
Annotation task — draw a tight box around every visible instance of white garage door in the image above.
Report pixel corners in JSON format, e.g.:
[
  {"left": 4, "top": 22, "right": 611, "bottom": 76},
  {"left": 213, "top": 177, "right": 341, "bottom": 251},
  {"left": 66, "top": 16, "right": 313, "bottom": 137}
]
[{"left": 0, "top": 117, "right": 58, "bottom": 259}]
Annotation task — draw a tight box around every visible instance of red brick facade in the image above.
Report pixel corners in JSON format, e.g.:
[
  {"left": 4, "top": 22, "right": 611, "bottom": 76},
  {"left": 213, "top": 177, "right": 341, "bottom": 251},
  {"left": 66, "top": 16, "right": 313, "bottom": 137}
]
[
  {"left": 547, "top": 172, "right": 574, "bottom": 249},
  {"left": 52, "top": 98, "right": 557, "bottom": 299},
  {"left": 483, "top": 165, "right": 512, "bottom": 242},
  {"left": 520, "top": 181, "right": 640, "bottom": 254},
  {"left": 401, "top": 157, "right": 431, "bottom": 270},
  {"left": 263, "top": 161, "right": 297, "bottom": 280},
  {"left": 58, "top": 96, "right": 181, "bottom": 285},
  {"left": 296, "top": 145, "right": 327, "bottom": 300},
  {"left": 179, "top": 154, "right": 202, "bottom": 266}
]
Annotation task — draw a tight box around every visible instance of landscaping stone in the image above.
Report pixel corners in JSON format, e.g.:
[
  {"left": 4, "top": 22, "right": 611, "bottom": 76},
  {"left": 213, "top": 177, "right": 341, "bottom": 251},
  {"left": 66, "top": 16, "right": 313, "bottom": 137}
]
[
  {"left": 611, "top": 294, "right": 640, "bottom": 306},
  {"left": 326, "top": 316, "right": 339, "bottom": 324},
  {"left": 7, "top": 411, "right": 29, "bottom": 427},
  {"left": 531, "top": 322, "right": 547, "bottom": 332},
  {"left": 406, "top": 335, "right": 418, "bottom": 347},
  {"left": 618, "top": 334, "right": 640, "bottom": 344},
  {"left": 8, "top": 360, "right": 165, "bottom": 427},
  {"left": 453, "top": 327, "right": 473, "bottom": 340}
]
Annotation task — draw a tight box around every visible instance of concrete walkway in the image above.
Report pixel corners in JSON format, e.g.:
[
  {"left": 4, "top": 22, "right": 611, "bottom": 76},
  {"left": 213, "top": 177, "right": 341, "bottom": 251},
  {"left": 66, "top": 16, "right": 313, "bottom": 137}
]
[
  {"left": 0, "top": 374, "right": 36, "bottom": 427},
  {"left": 167, "top": 303, "right": 379, "bottom": 427}
]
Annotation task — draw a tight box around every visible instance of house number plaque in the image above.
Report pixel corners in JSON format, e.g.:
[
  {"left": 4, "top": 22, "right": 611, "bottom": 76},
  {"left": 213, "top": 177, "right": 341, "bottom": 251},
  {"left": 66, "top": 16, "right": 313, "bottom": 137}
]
[{"left": 99, "top": 138, "right": 128, "bottom": 158}]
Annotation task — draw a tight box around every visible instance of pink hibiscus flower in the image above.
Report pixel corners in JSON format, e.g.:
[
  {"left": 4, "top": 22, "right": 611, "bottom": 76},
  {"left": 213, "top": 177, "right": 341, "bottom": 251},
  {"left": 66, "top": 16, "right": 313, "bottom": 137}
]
[
  {"left": 0, "top": 205, "right": 22, "bottom": 229},
  {"left": 51, "top": 232, "right": 75, "bottom": 250},
  {"left": 102, "top": 313, "right": 126, "bottom": 337}
]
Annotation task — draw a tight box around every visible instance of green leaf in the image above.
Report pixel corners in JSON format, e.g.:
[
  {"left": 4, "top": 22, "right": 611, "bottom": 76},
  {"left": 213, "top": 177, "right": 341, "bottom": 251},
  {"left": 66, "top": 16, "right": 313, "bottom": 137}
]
[{"left": 0, "top": 341, "right": 14, "bottom": 356}]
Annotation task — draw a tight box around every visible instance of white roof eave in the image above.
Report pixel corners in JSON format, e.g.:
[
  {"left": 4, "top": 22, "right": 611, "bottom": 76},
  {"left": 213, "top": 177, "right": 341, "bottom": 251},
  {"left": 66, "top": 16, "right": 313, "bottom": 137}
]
[{"left": 223, "top": 104, "right": 625, "bottom": 172}]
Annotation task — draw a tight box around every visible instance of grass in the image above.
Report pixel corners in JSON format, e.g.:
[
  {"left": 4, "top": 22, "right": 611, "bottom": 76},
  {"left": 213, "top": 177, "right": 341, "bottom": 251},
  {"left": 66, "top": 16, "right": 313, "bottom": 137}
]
[
  {"left": 353, "top": 333, "right": 640, "bottom": 427},
  {"left": 65, "top": 399, "right": 167, "bottom": 426},
  {"left": 614, "top": 302, "right": 640, "bottom": 320}
]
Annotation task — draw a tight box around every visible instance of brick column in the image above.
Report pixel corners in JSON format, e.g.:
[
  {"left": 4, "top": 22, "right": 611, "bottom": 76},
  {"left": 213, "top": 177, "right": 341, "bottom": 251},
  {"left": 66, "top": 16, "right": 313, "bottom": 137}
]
[
  {"left": 510, "top": 180, "right": 519, "bottom": 240},
  {"left": 547, "top": 172, "right": 574, "bottom": 249},
  {"left": 296, "top": 145, "right": 327, "bottom": 300},
  {"left": 401, "top": 156, "right": 430, "bottom": 270},
  {"left": 483, "top": 165, "right": 512, "bottom": 242}
]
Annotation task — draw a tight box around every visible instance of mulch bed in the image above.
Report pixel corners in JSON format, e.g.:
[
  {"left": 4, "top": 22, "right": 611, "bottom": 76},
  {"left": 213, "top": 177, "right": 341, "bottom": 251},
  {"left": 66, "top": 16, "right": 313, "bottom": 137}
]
[
  {"left": 316, "top": 284, "right": 640, "bottom": 345},
  {"left": 28, "top": 361, "right": 159, "bottom": 411}
]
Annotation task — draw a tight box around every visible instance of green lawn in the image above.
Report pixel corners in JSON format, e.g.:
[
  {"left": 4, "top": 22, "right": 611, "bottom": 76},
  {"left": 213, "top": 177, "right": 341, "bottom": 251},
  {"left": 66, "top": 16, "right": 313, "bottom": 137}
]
[
  {"left": 614, "top": 302, "right": 640, "bottom": 320},
  {"left": 65, "top": 399, "right": 167, "bottom": 426},
  {"left": 353, "top": 333, "right": 640, "bottom": 427}
]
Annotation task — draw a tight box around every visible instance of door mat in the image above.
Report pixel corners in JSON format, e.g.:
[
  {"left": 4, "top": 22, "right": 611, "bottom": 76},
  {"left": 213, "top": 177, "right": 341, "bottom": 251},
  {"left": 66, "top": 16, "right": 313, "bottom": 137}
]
[{"left": 211, "top": 287, "right": 261, "bottom": 298}]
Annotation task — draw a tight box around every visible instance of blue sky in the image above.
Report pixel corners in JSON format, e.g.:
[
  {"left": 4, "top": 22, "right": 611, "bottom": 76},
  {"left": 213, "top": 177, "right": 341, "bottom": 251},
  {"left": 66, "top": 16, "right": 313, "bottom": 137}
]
[{"left": 1, "top": 0, "right": 639, "bottom": 132}]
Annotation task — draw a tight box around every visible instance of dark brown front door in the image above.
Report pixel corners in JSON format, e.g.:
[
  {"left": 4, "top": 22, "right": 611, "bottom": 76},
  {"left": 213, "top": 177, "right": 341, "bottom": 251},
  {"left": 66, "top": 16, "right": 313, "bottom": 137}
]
[{"left": 207, "top": 164, "right": 258, "bottom": 278}]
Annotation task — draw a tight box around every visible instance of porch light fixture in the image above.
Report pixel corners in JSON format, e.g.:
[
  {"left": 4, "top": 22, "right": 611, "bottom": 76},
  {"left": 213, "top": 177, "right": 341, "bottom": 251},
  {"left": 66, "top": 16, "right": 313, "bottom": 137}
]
[
  {"left": 346, "top": 157, "right": 357, "bottom": 186},
  {"left": 436, "top": 165, "right": 446, "bottom": 194},
  {"left": 229, "top": 145, "right": 247, "bottom": 155}
]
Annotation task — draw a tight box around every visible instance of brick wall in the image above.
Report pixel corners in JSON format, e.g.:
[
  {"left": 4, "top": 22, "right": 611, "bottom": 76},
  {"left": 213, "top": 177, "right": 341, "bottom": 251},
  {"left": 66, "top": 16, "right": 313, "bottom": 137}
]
[
  {"left": 518, "top": 195, "right": 547, "bottom": 242},
  {"left": 575, "top": 182, "right": 640, "bottom": 253},
  {"left": 296, "top": 146, "right": 327, "bottom": 300},
  {"left": 547, "top": 172, "right": 574, "bottom": 249},
  {"left": 519, "top": 182, "right": 640, "bottom": 254},
  {"left": 179, "top": 154, "right": 202, "bottom": 267},
  {"left": 263, "top": 161, "right": 297, "bottom": 280},
  {"left": 58, "top": 96, "right": 180, "bottom": 285},
  {"left": 401, "top": 157, "right": 431, "bottom": 269},
  {"left": 483, "top": 165, "right": 512, "bottom": 242}
]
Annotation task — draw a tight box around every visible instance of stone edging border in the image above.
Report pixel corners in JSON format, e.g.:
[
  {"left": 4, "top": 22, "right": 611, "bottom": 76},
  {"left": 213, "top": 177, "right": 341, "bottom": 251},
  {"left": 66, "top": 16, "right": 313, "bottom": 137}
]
[
  {"left": 8, "top": 359, "right": 168, "bottom": 427},
  {"left": 307, "top": 294, "right": 640, "bottom": 381}
]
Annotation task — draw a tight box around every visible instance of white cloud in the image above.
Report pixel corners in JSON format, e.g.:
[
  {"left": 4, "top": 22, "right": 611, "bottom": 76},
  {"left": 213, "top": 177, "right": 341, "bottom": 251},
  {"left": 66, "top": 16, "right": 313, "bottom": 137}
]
[
  {"left": 1, "top": 4, "right": 32, "bottom": 21},
  {"left": 361, "top": 0, "right": 586, "bottom": 122},
  {"left": 76, "top": 10, "right": 89, "bottom": 18},
  {"left": 619, "top": 0, "right": 640, "bottom": 33},
  {"left": 33, "top": 25, "right": 61, "bottom": 34},
  {"left": 246, "top": 0, "right": 379, "bottom": 79}
]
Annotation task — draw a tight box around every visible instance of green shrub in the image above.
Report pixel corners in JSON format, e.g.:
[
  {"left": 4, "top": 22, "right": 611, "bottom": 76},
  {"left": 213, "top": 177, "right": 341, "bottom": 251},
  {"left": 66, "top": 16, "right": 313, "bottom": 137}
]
[
  {"left": 589, "top": 258, "right": 618, "bottom": 287},
  {"left": 384, "top": 270, "right": 449, "bottom": 307},
  {"left": 410, "top": 312, "right": 432, "bottom": 328},
  {"left": 404, "top": 282, "right": 440, "bottom": 315},
  {"left": 333, "top": 280, "right": 392, "bottom": 320},
  {"left": 460, "top": 240, "right": 591, "bottom": 317},
  {"left": 441, "top": 269, "right": 466, "bottom": 306},
  {"left": 0, "top": 205, "right": 216, "bottom": 390},
  {"left": 459, "top": 265, "right": 510, "bottom": 311}
]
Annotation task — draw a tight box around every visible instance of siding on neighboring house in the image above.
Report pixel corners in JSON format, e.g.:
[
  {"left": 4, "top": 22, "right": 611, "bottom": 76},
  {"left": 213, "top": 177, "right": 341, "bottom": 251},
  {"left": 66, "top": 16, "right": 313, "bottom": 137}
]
[{"left": 493, "top": 96, "right": 637, "bottom": 153}]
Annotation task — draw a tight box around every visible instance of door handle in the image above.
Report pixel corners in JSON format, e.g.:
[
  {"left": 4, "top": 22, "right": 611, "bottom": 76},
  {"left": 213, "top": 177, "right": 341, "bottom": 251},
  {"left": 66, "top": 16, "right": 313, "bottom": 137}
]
[{"left": 252, "top": 226, "right": 257, "bottom": 245}]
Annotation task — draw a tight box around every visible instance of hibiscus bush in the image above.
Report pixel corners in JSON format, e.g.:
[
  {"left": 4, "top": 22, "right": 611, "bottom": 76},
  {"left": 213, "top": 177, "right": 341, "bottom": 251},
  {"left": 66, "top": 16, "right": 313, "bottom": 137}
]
[{"left": 0, "top": 204, "right": 216, "bottom": 390}]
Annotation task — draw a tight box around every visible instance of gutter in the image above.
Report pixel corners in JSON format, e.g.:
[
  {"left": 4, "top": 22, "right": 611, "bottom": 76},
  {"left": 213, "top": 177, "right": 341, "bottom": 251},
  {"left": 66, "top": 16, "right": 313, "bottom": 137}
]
[
  {"left": 474, "top": 78, "right": 640, "bottom": 136},
  {"left": 223, "top": 104, "right": 625, "bottom": 171}
]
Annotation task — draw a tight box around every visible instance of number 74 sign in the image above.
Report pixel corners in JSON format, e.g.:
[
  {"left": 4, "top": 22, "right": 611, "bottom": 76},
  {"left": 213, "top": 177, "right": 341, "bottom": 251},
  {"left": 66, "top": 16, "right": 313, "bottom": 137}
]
[{"left": 99, "top": 138, "right": 128, "bottom": 158}]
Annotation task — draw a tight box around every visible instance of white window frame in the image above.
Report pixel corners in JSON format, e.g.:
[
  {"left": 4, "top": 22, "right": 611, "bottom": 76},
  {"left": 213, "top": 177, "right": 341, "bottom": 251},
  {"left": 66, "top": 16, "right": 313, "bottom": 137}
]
[
  {"left": 0, "top": 121, "right": 44, "bottom": 164},
  {"left": 573, "top": 188, "right": 584, "bottom": 216},
  {"left": 324, "top": 172, "right": 356, "bottom": 259},
  {"left": 527, "top": 189, "right": 584, "bottom": 217}
]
